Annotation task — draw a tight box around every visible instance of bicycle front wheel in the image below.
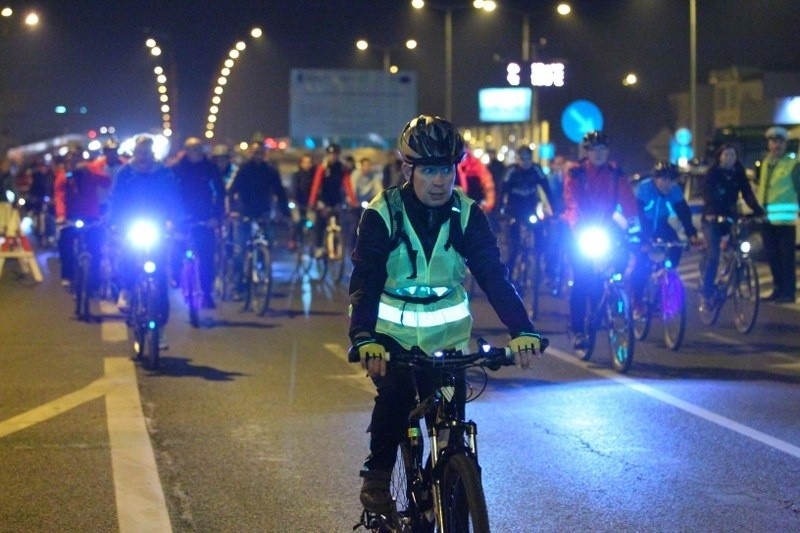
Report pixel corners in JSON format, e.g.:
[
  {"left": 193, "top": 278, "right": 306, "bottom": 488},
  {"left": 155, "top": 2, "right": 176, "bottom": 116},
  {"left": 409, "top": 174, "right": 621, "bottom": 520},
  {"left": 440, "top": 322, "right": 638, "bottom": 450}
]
[
  {"left": 74, "top": 254, "right": 91, "bottom": 321},
  {"left": 661, "top": 270, "right": 686, "bottom": 350},
  {"left": 250, "top": 243, "right": 273, "bottom": 316},
  {"left": 606, "top": 284, "right": 635, "bottom": 373},
  {"left": 633, "top": 279, "right": 654, "bottom": 341},
  {"left": 182, "top": 258, "right": 201, "bottom": 328},
  {"left": 326, "top": 229, "right": 345, "bottom": 284},
  {"left": 732, "top": 257, "right": 759, "bottom": 334},
  {"left": 440, "top": 454, "right": 490, "bottom": 533}
]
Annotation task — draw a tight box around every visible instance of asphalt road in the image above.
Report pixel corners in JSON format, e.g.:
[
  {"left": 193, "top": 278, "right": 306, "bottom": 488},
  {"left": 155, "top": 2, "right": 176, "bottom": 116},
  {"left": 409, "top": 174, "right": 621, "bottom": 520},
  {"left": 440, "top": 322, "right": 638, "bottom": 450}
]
[{"left": 0, "top": 247, "right": 799, "bottom": 532}]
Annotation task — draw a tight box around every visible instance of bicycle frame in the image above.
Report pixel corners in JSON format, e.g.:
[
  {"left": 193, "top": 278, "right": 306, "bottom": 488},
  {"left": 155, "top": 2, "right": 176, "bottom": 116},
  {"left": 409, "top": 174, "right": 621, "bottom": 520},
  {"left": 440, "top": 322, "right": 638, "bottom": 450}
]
[
  {"left": 353, "top": 338, "right": 549, "bottom": 532},
  {"left": 633, "top": 241, "right": 688, "bottom": 350},
  {"left": 574, "top": 225, "right": 635, "bottom": 373},
  {"left": 699, "top": 216, "right": 760, "bottom": 333}
]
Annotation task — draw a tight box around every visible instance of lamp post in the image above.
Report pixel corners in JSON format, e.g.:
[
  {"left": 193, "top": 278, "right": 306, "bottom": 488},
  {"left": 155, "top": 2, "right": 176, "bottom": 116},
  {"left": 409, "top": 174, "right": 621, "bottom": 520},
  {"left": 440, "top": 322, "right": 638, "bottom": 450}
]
[
  {"left": 411, "top": 0, "right": 488, "bottom": 119},
  {"left": 486, "top": 2, "right": 571, "bottom": 148},
  {"left": 356, "top": 38, "right": 417, "bottom": 73},
  {"left": 689, "top": 0, "right": 697, "bottom": 160},
  {"left": 144, "top": 33, "right": 176, "bottom": 139},
  {"left": 204, "top": 27, "right": 263, "bottom": 141}
]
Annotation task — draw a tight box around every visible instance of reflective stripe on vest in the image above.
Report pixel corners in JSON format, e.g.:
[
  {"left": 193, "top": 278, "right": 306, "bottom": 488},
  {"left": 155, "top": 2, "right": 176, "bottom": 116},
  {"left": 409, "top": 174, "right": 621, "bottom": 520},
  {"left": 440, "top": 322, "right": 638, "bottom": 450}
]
[
  {"left": 377, "top": 299, "right": 470, "bottom": 328},
  {"left": 766, "top": 202, "right": 799, "bottom": 223}
]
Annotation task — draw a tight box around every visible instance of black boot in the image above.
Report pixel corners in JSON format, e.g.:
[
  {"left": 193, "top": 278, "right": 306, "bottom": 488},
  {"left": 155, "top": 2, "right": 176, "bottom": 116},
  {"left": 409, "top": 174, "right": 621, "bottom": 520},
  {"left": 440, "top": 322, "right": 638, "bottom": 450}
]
[{"left": 359, "top": 469, "right": 392, "bottom": 515}]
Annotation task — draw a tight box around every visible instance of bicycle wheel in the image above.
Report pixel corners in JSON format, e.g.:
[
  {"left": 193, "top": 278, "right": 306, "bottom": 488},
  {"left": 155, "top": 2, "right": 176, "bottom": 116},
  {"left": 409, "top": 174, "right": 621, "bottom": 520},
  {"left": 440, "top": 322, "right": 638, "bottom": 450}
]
[
  {"left": 632, "top": 278, "right": 653, "bottom": 341},
  {"left": 697, "top": 256, "right": 723, "bottom": 326},
  {"left": 606, "top": 284, "right": 635, "bottom": 373},
  {"left": 142, "top": 281, "right": 161, "bottom": 370},
  {"left": 74, "top": 254, "right": 91, "bottom": 321},
  {"left": 575, "top": 295, "right": 597, "bottom": 361},
  {"left": 732, "top": 257, "right": 759, "bottom": 334},
  {"left": 387, "top": 442, "right": 432, "bottom": 532},
  {"left": 326, "top": 228, "right": 345, "bottom": 283},
  {"left": 182, "top": 258, "right": 201, "bottom": 328},
  {"left": 661, "top": 270, "right": 686, "bottom": 350},
  {"left": 440, "top": 454, "right": 490, "bottom": 533},
  {"left": 250, "top": 243, "right": 273, "bottom": 316},
  {"left": 127, "top": 286, "right": 145, "bottom": 360}
]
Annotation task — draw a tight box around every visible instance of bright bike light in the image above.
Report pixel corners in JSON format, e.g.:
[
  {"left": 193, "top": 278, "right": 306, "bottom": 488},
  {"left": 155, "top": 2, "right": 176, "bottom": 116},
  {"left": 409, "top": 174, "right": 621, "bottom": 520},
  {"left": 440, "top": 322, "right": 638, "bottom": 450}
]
[
  {"left": 578, "top": 226, "right": 611, "bottom": 259},
  {"left": 288, "top": 201, "right": 296, "bottom": 209},
  {"left": 75, "top": 219, "right": 85, "bottom": 229},
  {"left": 143, "top": 261, "right": 157, "bottom": 273},
  {"left": 361, "top": 201, "right": 370, "bottom": 209},
  {"left": 127, "top": 220, "right": 159, "bottom": 248},
  {"left": 528, "top": 214, "right": 539, "bottom": 224},
  {"left": 433, "top": 350, "right": 444, "bottom": 358},
  {"left": 739, "top": 240, "right": 751, "bottom": 254}
]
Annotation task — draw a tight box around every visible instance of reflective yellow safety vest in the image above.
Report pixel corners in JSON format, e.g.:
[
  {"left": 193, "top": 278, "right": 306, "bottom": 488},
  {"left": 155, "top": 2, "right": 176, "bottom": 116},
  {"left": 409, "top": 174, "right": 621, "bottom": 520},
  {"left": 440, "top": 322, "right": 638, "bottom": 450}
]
[
  {"left": 371, "top": 188, "right": 474, "bottom": 356},
  {"left": 758, "top": 156, "right": 800, "bottom": 225}
]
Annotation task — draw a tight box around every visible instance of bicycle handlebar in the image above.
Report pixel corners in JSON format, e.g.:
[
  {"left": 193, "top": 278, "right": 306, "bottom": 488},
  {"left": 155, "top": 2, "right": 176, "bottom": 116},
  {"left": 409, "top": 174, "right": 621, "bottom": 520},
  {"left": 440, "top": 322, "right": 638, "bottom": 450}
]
[{"left": 347, "top": 336, "right": 550, "bottom": 368}]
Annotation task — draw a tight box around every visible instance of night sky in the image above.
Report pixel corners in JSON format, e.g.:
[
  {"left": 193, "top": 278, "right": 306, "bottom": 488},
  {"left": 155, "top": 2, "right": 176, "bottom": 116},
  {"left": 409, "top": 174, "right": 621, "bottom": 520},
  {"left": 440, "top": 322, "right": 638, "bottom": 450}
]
[{"left": 1, "top": 0, "right": 798, "bottom": 172}]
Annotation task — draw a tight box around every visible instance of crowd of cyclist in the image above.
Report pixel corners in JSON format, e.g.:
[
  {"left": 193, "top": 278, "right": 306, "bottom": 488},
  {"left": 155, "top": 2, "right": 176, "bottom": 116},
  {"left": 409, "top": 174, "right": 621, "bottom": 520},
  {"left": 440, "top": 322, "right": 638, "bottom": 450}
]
[{"left": 1, "top": 123, "right": 797, "bottom": 351}]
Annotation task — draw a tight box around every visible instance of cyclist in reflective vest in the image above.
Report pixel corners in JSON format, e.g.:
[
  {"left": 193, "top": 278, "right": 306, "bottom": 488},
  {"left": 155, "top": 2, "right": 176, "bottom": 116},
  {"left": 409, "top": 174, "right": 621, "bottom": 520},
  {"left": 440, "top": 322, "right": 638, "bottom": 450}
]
[
  {"left": 348, "top": 115, "right": 544, "bottom": 515},
  {"left": 757, "top": 126, "right": 800, "bottom": 303}
]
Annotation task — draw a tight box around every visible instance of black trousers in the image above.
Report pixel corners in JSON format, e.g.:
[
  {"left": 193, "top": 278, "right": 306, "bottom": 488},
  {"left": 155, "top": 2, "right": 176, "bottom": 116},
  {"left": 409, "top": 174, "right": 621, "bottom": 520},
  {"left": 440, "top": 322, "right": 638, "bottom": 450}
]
[
  {"left": 763, "top": 222, "right": 796, "bottom": 298},
  {"left": 363, "top": 348, "right": 466, "bottom": 473}
]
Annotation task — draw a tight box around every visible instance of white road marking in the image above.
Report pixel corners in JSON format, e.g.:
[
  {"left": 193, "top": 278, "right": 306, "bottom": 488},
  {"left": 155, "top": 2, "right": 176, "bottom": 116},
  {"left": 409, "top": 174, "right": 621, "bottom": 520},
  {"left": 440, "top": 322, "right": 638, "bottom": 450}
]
[
  {"left": 0, "top": 358, "right": 172, "bottom": 532},
  {"left": 100, "top": 301, "right": 128, "bottom": 342},
  {"left": 324, "top": 343, "right": 376, "bottom": 395},
  {"left": 104, "top": 357, "right": 172, "bottom": 532},
  {"left": 547, "top": 346, "right": 800, "bottom": 460}
]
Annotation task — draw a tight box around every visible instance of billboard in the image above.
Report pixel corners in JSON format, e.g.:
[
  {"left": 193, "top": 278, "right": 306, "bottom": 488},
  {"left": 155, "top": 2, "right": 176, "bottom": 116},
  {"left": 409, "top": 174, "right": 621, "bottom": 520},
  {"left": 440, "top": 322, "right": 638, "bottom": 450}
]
[
  {"left": 290, "top": 69, "right": 417, "bottom": 145},
  {"left": 478, "top": 87, "right": 532, "bottom": 123}
]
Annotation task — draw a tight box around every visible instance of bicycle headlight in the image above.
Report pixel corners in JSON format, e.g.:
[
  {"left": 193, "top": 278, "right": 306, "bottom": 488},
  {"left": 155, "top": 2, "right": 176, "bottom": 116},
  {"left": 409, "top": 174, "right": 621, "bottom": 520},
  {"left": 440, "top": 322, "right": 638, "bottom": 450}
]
[
  {"left": 739, "top": 240, "right": 751, "bottom": 254},
  {"left": 528, "top": 214, "right": 539, "bottom": 224},
  {"left": 578, "top": 226, "right": 611, "bottom": 259},
  {"left": 127, "top": 220, "right": 160, "bottom": 248}
]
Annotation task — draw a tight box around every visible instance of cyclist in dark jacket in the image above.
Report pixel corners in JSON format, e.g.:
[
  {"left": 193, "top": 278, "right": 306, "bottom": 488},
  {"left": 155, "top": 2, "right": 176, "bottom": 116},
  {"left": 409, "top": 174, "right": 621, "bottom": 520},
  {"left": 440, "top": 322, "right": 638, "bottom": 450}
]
[
  {"left": 699, "top": 143, "right": 764, "bottom": 309},
  {"left": 171, "top": 137, "right": 225, "bottom": 308},
  {"left": 349, "top": 115, "right": 544, "bottom": 515}
]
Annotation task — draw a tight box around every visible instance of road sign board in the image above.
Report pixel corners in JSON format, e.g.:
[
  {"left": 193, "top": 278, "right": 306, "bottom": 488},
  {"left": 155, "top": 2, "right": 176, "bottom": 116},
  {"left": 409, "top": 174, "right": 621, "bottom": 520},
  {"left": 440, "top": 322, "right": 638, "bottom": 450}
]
[{"left": 561, "top": 100, "right": 603, "bottom": 143}]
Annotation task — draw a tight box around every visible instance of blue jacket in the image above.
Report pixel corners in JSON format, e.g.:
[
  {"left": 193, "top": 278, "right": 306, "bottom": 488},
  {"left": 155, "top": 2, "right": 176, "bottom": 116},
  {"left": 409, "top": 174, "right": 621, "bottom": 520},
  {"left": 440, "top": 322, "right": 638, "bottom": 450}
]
[{"left": 635, "top": 178, "right": 697, "bottom": 240}]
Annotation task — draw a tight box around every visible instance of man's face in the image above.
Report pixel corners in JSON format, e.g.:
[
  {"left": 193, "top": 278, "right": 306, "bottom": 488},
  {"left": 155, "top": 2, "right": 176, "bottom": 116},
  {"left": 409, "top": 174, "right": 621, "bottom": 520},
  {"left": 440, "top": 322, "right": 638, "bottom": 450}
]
[
  {"left": 718, "top": 147, "right": 737, "bottom": 169},
  {"left": 586, "top": 144, "right": 609, "bottom": 167},
  {"left": 654, "top": 175, "right": 673, "bottom": 195},
  {"left": 406, "top": 163, "right": 456, "bottom": 207},
  {"left": 185, "top": 143, "right": 204, "bottom": 163},
  {"left": 768, "top": 136, "right": 787, "bottom": 158},
  {"left": 518, "top": 150, "right": 533, "bottom": 169},
  {"left": 131, "top": 144, "right": 155, "bottom": 172}
]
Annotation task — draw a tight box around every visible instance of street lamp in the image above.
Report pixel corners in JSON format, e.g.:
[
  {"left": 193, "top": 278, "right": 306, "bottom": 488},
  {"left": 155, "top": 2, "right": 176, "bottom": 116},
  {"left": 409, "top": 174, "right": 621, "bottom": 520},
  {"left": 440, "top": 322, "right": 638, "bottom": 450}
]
[
  {"left": 356, "top": 38, "right": 417, "bottom": 73},
  {"left": 689, "top": 0, "right": 697, "bottom": 160},
  {"left": 204, "top": 28, "right": 263, "bottom": 140},
  {"left": 482, "top": 2, "right": 571, "bottom": 148},
  {"left": 1, "top": 7, "right": 41, "bottom": 33},
  {"left": 411, "top": 1, "right": 493, "bottom": 119},
  {"left": 145, "top": 35, "right": 175, "bottom": 138}
]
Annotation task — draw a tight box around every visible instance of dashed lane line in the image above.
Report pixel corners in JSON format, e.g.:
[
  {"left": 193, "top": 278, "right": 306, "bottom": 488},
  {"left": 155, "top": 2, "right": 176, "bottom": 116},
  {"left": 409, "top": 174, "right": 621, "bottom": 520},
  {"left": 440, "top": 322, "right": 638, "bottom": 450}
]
[
  {"left": 104, "top": 357, "right": 172, "bottom": 533},
  {"left": 547, "top": 346, "right": 800, "bottom": 460},
  {"left": 0, "top": 358, "right": 172, "bottom": 532}
]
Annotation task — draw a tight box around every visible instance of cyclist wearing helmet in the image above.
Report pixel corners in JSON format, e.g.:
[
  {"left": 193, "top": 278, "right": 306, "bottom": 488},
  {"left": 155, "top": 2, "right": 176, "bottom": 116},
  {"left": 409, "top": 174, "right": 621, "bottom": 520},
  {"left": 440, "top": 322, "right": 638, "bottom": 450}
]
[
  {"left": 307, "top": 143, "right": 356, "bottom": 253},
  {"left": 349, "top": 115, "right": 544, "bottom": 515},
  {"left": 564, "top": 131, "right": 637, "bottom": 349},
  {"left": 629, "top": 162, "right": 701, "bottom": 314}
]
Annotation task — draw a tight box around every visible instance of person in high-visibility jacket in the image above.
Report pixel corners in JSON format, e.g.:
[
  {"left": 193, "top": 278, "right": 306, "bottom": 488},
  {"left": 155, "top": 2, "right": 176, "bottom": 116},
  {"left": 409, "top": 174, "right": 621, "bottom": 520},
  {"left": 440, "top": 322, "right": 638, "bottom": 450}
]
[
  {"left": 348, "top": 115, "right": 545, "bottom": 515},
  {"left": 758, "top": 126, "right": 800, "bottom": 304}
]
